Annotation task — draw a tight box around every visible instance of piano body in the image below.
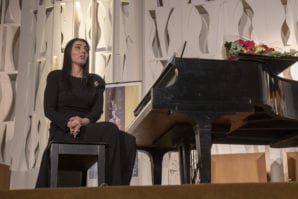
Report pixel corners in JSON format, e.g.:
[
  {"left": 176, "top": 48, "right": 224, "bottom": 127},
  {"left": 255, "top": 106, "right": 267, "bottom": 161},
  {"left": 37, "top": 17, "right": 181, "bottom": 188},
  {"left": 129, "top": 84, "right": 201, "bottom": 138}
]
[{"left": 127, "top": 54, "right": 298, "bottom": 184}]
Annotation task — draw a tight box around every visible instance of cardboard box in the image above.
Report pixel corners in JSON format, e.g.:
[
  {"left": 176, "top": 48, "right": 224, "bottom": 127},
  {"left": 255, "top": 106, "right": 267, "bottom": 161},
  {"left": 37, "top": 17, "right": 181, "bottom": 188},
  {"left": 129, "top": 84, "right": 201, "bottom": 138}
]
[
  {"left": 0, "top": 163, "right": 10, "bottom": 189},
  {"left": 287, "top": 152, "right": 298, "bottom": 181},
  {"left": 211, "top": 153, "right": 267, "bottom": 183}
]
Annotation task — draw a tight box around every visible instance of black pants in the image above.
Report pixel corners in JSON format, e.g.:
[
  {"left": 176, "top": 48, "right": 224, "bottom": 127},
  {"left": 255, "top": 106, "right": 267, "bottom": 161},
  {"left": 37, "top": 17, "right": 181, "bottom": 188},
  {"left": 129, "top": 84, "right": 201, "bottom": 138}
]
[{"left": 35, "top": 122, "right": 136, "bottom": 187}]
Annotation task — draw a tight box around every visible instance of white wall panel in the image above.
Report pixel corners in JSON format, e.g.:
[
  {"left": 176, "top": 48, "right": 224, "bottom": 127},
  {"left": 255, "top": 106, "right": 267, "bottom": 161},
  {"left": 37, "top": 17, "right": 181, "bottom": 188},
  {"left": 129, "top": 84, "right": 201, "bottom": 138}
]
[{"left": 2, "top": 0, "right": 298, "bottom": 188}]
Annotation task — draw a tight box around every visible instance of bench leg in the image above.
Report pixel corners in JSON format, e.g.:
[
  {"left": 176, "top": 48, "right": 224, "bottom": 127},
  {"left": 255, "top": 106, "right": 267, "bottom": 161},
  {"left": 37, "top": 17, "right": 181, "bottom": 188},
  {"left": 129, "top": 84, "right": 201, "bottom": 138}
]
[
  {"left": 50, "top": 144, "right": 59, "bottom": 187},
  {"left": 97, "top": 145, "right": 106, "bottom": 185}
]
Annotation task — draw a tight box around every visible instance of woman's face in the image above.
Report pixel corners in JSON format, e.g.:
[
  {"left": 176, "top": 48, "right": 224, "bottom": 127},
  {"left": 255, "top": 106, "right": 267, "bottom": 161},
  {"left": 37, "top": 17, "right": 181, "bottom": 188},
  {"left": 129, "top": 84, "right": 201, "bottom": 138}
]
[{"left": 71, "top": 40, "right": 89, "bottom": 67}]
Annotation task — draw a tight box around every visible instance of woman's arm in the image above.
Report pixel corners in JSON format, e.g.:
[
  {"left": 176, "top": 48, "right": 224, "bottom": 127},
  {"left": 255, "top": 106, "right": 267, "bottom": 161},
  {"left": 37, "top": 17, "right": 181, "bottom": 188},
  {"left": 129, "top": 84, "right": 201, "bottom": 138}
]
[
  {"left": 85, "top": 75, "right": 105, "bottom": 123},
  {"left": 44, "top": 70, "right": 70, "bottom": 131}
]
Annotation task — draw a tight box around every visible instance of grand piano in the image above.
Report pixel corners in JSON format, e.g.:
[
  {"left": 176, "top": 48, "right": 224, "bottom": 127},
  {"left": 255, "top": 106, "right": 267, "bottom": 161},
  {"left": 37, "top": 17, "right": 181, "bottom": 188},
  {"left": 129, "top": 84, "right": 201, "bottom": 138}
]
[{"left": 127, "top": 54, "right": 298, "bottom": 184}]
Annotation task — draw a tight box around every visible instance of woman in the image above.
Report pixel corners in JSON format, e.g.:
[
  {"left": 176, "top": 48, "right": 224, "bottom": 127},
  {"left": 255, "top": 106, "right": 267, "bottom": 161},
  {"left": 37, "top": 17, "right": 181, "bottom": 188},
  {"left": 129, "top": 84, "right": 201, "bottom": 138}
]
[{"left": 36, "top": 38, "right": 136, "bottom": 187}]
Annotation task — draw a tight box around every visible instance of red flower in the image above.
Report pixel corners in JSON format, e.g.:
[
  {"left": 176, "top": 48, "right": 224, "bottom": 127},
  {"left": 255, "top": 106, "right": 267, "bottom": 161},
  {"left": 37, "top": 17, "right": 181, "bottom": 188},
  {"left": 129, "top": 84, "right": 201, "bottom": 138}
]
[
  {"left": 261, "top": 44, "right": 274, "bottom": 51},
  {"left": 224, "top": 39, "right": 297, "bottom": 59},
  {"left": 239, "top": 39, "right": 255, "bottom": 50}
]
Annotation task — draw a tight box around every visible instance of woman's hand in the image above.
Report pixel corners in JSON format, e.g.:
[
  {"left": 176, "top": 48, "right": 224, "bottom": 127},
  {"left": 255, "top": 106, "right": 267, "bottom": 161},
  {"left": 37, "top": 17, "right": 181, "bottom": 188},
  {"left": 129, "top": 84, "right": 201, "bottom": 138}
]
[
  {"left": 67, "top": 116, "right": 90, "bottom": 138},
  {"left": 67, "top": 117, "right": 81, "bottom": 138}
]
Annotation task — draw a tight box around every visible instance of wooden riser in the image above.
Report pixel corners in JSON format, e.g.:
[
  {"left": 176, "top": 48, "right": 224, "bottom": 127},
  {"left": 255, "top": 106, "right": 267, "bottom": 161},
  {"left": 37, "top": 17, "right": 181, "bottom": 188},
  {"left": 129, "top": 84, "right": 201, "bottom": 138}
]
[{"left": 1, "top": 183, "right": 298, "bottom": 199}]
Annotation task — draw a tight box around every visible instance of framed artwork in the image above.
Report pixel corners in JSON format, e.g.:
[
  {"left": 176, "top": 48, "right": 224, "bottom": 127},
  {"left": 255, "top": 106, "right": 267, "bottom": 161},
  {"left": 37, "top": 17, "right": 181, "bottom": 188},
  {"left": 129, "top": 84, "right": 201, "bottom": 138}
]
[{"left": 100, "top": 81, "right": 141, "bottom": 131}]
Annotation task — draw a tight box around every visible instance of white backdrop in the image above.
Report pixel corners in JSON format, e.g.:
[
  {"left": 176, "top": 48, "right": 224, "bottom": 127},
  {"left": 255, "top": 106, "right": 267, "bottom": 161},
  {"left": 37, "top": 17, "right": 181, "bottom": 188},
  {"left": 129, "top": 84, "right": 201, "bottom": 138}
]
[{"left": 1, "top": 0, "right": 298, "bottom": 188}]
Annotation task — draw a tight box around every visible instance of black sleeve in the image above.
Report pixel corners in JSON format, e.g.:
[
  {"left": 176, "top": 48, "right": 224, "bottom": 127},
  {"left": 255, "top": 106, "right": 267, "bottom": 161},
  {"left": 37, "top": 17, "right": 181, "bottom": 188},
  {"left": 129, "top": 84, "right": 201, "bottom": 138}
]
[
  {"left": 44, "top": 70, "right": 70, "bottom": 131},
  {"left": 85, "top": 75, "right": 106, "bottom": 123}
]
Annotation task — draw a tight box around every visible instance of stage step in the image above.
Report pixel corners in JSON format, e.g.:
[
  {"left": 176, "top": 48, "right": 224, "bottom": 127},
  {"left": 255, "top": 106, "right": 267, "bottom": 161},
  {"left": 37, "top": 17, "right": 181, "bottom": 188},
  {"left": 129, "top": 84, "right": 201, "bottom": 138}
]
[{"left": 1, "top": 183, "right": 298, "bottom": 199}]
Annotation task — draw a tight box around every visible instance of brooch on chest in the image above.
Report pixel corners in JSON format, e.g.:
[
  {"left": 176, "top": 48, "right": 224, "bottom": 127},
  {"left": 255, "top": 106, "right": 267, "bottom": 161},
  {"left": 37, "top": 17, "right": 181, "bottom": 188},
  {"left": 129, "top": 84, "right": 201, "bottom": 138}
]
[{"left": 94, "top": 81, "right": 99, "bottom": 87}]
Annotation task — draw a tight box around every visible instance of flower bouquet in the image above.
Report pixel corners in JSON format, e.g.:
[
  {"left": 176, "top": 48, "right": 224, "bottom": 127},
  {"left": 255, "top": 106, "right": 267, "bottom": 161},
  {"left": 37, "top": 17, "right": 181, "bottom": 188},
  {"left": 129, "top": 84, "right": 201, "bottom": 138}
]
[{"left": 224, "top": 39, "right": 297, "bottom": 60}]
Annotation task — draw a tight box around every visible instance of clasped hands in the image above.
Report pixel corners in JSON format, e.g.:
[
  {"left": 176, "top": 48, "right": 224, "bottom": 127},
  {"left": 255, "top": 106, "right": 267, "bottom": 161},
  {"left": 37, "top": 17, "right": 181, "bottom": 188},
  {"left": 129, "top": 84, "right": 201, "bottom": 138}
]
[{"left": 67, "top": 116, "right": 90, "bottom": 138}]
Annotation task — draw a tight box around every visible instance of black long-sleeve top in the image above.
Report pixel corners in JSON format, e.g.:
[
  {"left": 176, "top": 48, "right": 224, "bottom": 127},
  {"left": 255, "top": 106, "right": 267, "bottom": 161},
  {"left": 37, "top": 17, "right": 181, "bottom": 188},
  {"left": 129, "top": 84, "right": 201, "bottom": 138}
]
[{"left": 44, "top": 70, "right": 105, "bottom": 132}]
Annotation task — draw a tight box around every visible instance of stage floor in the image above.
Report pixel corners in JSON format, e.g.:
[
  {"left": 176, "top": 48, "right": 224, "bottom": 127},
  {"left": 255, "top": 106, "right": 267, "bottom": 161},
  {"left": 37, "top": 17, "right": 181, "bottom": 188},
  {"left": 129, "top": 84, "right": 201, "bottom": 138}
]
[{"left": 1, "top": 183, "right": 298, "bottom": 199}]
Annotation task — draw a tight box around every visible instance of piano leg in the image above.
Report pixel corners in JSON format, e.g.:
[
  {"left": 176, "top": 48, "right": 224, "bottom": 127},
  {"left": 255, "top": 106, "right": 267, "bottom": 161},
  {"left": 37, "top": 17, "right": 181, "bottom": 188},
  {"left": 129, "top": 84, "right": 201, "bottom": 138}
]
[
  {"left": 193, "top": 120, "right": 212, "bottom": 183},
  {"left": 178, "top": 142, "right": 191, "bottom": 184},
  {"left": 141, "top": 148, "right": 169, "bottom": 184}
]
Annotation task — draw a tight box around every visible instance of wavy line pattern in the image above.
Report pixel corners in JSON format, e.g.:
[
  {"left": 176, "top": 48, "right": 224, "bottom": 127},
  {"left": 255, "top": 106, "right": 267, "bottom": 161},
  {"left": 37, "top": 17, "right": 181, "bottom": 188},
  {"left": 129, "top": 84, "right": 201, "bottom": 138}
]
[{"left": 3, "top": 0, "right": 298, "bottom": 187}]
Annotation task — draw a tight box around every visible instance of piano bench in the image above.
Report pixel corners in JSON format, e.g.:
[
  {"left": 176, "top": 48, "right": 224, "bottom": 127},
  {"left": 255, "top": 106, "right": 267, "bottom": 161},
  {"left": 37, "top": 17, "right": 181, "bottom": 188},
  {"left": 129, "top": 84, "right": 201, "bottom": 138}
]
[{"left": 49, "top": 141, "right": 107, "bottom": 187}]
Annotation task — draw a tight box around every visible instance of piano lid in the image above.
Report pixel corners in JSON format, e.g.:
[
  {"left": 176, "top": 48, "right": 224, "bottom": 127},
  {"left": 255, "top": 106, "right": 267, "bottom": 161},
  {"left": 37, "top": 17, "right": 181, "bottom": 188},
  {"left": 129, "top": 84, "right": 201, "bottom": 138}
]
[{"left": 237, "top": 53, "right": 298, "bottom": 74}]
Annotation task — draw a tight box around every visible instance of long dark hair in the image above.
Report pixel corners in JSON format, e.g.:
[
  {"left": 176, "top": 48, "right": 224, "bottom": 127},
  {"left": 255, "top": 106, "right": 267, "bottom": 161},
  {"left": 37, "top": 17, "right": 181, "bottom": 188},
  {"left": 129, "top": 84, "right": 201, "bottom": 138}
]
[{"left": 61, "top": 38, "right": 92, "bottom": 90}]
